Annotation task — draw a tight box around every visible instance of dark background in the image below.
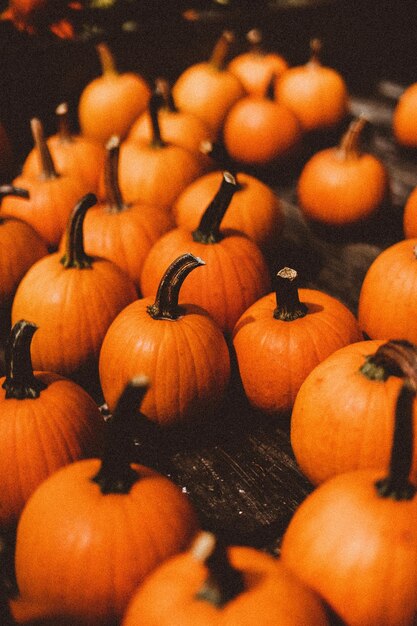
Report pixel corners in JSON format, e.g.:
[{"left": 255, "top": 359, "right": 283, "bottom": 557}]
[{"left": 0, "top": 0, "right": 416, "bottom": 170}]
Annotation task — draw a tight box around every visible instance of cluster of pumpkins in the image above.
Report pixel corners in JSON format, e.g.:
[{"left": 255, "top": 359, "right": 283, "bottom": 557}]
[{"left": 1, "top": 24, "right": 417, "bottom": 626}]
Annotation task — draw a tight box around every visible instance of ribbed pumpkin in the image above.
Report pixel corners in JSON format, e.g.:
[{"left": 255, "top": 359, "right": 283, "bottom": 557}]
[
  {"left": 140, "top": 172, "right": 271, "bottom": 336},
  {"left": 99, "top": 252, "right": 231, "bottom": 424},
  {"left": 123, "top": 530, "right": 329, "bottom": 626},
  {"left": 232, "top": 267, "right": 362, "bottom": 415},
  {"left": 11, "top": 378, "right": 199, "bottom": 626}
]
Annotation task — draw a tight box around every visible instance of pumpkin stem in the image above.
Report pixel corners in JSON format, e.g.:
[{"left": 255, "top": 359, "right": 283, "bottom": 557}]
[
  {"left": 246, "top": 28, "right": 263, "bottom": 54},
  {"left": 265, "top": 73, "right": 276, "bottom": 101},
  {"left": 209, "top": 30, "right": 235, "bottom": 70},
  {"left": 0, "top": 185, "right": 29, "bottom": 201},
  {"left": 193, "top": 531, "right": 245, "bottom": 607},
  {"left": 308, "top": 37, "right": 322, "bottom": 66},
  {"left": 2, "top": 320, "right": 47, "bottom": 399},
  {"left": 360, "top": 339, "right": 417, "bottom": 382},
  {"left": 148, "top": 89, "right": 166, "bottom": 148},
  {"left": 55, "top": 102, "right": 73, "bottom": 143},
  {"left": 375, "top": 380, "right": 416, "bottom": 501},
  {"left": 339, "top": 116, "right": 367, "bottom": 160},
  {"left": 96, "top": 41, "right": 118, "bottom": 76},
  {"left": 147, "top": 253, "right": 205, "bottom": 320},
  {"left": 92, "top": 376, "right": 150, "bottom": 494},
  {"left": 192, "top": 171, "right": 238, "bottom": 244},
  {"left": 30, "top": 118, "right": 59, "bottom": 181},
  {"left": 60, "top": 193, "right": 96, "bottom": 269},
  {"left": 104, "top": 136, "right": 126, "bottom": 213},
  {"left": 155, "top": 77, "right": 177, "bottom": 113},
  {"left": 199, "top": 140, "right": 237, "bottom": 178},
  {"left": 273, "top": 267, "right": 308, "bottom": 321}
]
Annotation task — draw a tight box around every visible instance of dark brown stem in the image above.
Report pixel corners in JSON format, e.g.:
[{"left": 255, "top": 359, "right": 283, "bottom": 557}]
[
  {"left": 199, "top": 140, "right": 237, "bottom": 177},
  {"left": 147, "top": 253, "right": 205, "bottom": 320},
  {"left": 104, "top": 136, "right": 126, "bottom": 212},
  {"left": 273, "top": 268, "right": 308, "bottom": 321},
  {"left": 92, "top": 376, "right": 149, "bottom": 494},
  {"left": 155, "top": 77, "right": 177, "bottom": 112},
  {"left": 2, "top": 320, "right": 47, "bottom": 399},
  {"left": 55, "top": 102, "right": 73, "bottom": 143},
  {"left": 0, "top": 185, "right": 29, "bottom": 201},
  {"left": 30, "top": 118, "right": 59, "bottom": 180},
  {"left": 96, "top": 41, "right": 117, "bottom": 76},
  {"left": 60, "top": 193, "right": 96, "bottom": 269},
  {"left": 360, "top": 340, "right": 417, "bottom": 383},
  {"left": 193, "top": 532, "right": 245, "bottom": 607},
  {"left": 148, "top": 90, "right": 166, "bottom": 148},
  {"left": 192, "top": 171, "right": 238, "bottom": 244},
  {"left": 209, "top": 30, "right": 235, "bottom": 70},
  {"left": 308, "top": 38, "right": 322, "bottom": 66},
  {"left": 339, "top": 116, "right": 367, "bottom": 159},
  {"left": 265, "top": 73, "right": 276, "bottom": 101}
]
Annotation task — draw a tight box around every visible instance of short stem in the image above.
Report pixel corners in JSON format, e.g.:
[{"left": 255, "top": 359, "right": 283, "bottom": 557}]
[
  {"left": 148, "top": 91, "right": 166, "bottom": 148},
  {"left": 273, "top": 268, "right": 308, "bottom": 321},
  {"left": 92, "top": 376, "right": 149, "bottom": 494},
  {"left": 155, "top": 77, "right": 177, "bottom": 112},
  {"left": 96, "top": 41, "right": 118, "bottom": 76},
  {"left": 2, "top": 320, "right": 47, "bottom": 399},
  {"left": 192, "top": 171, "right": 238, "bottom": 244},
  {"left": 265, "top": 73, "right": 276, "bottom": 100},
  {"left": 31, "top": 118, "right": 59, "bottom": 180},
  {"left": 193, "top": 531, "right": 245, "bottom": 607},
  {"left": 147, "top": 253, "right": 205, "bottom": 320},
  {"left": 55, "top": 102, "right": 73, "bottom": 143},
  {"left": 308, "top": 37, "right": 322, "bottom": 66},
  {"left": 246, "top": 28, "right": 263, "bottom": 54},
  {"left": 360, "top": 340, "right": 417, "bottom": 382},
  {"left": 104, "top": 136, "right": 126, "bottom": 212},
  {"left": 199, "top": 140, "right": 237, "bottom": 177},
  {"left": 0, "top": 185, "right": 29, "bottom": 201},
  {"left": 209, "top": 30, "right": 235, "bottom": 70},
  {"left": 375, "top": 380, "right": 416, "bottom": 500},
  {"left": 339, "top": 116, "right": 367, "bottom": 159},
  {"left": 60, "top": 193, "right": 96, "bottom": 269}
]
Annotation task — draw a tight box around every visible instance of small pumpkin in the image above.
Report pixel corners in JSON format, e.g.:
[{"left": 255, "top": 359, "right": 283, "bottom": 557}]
[
  {"left": 140, "top": 172, "right": 271, "bottom": 336},
  {"left": 392, "top": 82, "right": 417, "bottom": 148},
  {"left": 232, "top": 267, "right": 362, "bottom": 415},
  {"left": 11, "top": 377, "right": 199, "bottom": 626},
  {"left": 99, "top": 252, "right": 231, "bottom": 424},
  {"left": 78, "top": 41, "right": 151, "bottom": 144},
  {"left": 402, "top": 184, "right": 417, "bottom": 238},
  {"left": 123, "top": 530, "right": 330, "bottom": 626}
]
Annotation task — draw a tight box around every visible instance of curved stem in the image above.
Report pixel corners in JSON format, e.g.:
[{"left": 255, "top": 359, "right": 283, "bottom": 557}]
[
  {"left": 55, "top": 102, "right": 73, "bottom": 143},
  {"left": 96, "top": 41, "right": 118, "bottom": 76},
  {"left": 2, "top": 320, "right": 47, "bottom": 399},
  {"left": 155, "top": 77, "right": 177, "bottom": 112},
  {"left": 360, "top": 340, "right": 417, "bottom": 382},
  {"left": 148, "top": 90, "right": 166, "bottom": 148},
  {"left": 30, "top": 118, "right": 59, "bottom": 181},
  {"left": 60, "top": 193, "right": 96, "bottom": 269},
  {"left": 339, "top": 116, "right": 367, "bottom": 160},
  {"left": 308, "top": 37, "right": 322, "bottom": 66},
  {"left": 209, "top": 30, "right": 235, "bottom": 70},
  {"left": 192, "top": 171, "right": 238, "bottom": 244},
  {"left": 92, "top": 376, "right": 149, "bottom": 494},
  {"left": 147, "top": 253, "right": 205, "bottom": 320},
  {"left": 104, "top": 136, "right": 126, "bottom": 212},
  {"left": 193, "top": 531, "right": 245, "bottom": 607},
  {"left": 273, "top": 267, "right": 308, "bottom": 321}
]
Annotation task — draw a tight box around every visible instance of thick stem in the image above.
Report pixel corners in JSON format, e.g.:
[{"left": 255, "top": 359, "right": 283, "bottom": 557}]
[
  {"left": 375, "top": 380, "right": 416, "bottom": 500},
  {"left": 360, "top": 340, "right": 417, "bottom": 382},
  {"left": 199, "top": 140, "right": 237, "bottom": 177},
  {"left": 193, "top": 531, "right": 245, "bottom": 607},
  {"left": 148, "top": 91, "right": 166, "bottom": 148},
  {"left": 192, "top": 171, "right": 238, "bottom": 244},
  {"left": 0, "top": 185, "right": 29, "bottom": 201},
  {"left": 339, "top": 116, "right": 367, "bottom": 160},
  {"left": 209, "top": 30, "right": 235, "bottom": 70},
  {"left": 96, "top": 41, "right": 118, "bottom": 76},
  {"left": 60, "top": 193, "right": 96, "bottom": 269},
  {"left": 92, "top": 376, "right": 149, "bottom": 494},
  {"left": 147, "top": 253, "right": 205, "bottom": 320},
  {"left": 55, "top": 102, "right": 73, "bottom": 143},
  {"left": 155, "top": 77, "right": 177, "bottom": 112},
  {"left": 104, "top": 136, "right": 126, "bottom": 212},
  {"left": 273, "top": 268, "right": 308, "bottom": 321},
  {"left": 2, "top": 320, "right": 46, "bottom": 399},
  {"left": 30, "top": 118, "right": 59, "bottom": 181}
]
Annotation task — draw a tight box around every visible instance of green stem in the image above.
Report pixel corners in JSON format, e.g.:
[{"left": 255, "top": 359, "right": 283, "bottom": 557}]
[
  {"left": 55, "top": 102, "right": 73, "bottom": 143},
  {"left": 209, "top": 30, "right": 235, "bottom": 70},
  {"left": 155, "top": 77, "right": 177, "bottom": 112},
  {"left": 92, "top": 376, "right": 149, "bottom": 494},
  {"left": 30, "top": 118, "right": 59, "bottom": 181},
  {"left": 273, "top": 268, "right": 308, "bottom": 321},
  {"left": 192, "top": 171, "right": 238, "bottom": 244},
  {"left": 147, "top": 253, "right": 205, "bottom": 320},
  {"left": 2, "top": 320, "right": 46, "bottom": 399},
  {"left": 104, "top": 136, "right": 126, "bottom": 212},
  {"left": 60, "top": 193, "right": 96, "bottom": 269},
  {"left": 360, "top": 340, "right": 417, "bottom": 382}
]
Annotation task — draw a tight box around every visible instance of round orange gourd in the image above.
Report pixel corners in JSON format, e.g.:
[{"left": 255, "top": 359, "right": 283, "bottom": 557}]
[
  {"left": 99, "top": 252, "right": 230, "bottom": 423},
  {"left": 11, "top": 193, "right": 137, "bottom": 385},
  {"left": 11, "top": 378, "right": 199, "bottom": 626},
  {"left": 291, "top": 339, "right": 417, "bottom": 485},
  {"left": 358, "top": 238, "right": 417, "bottom": 343},
  {"left": 78, "top": 42, "right": 151, "bottom": 144},
  {"left": 281, "top": 379, "right": 417, "bottom": 626},
  {"left": 298, "top": 116, "right": 389, "bottom": 226},
  {"left": 275, "top": 38, "right": 349, "bottom": 132},
  {"left": 232, "top": 267, "right": 361, "bottom": 415},
  {"left": 123, "top": 531, "right": 330, "bottom": 626},
  {"left": 392, "top": 82, "right": 417, "bottom": 148},
  {"left": 172, "top": 30, "right": 245, "bottom": 136},
  {"left": 1, "top": 118, "right": 91, "bottom": 249},
  {"left": 140, "top": 172, "right": 271, "bottom": 336},
  {"left": 227, "top": 28, "right": 288, "bottom": 97},
  {"left": 0, "top": 319, "right": 104, "bottom": 532}
]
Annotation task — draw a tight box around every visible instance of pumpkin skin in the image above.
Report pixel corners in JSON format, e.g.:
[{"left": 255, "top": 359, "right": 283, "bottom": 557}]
[
  {"left": 232, "top": 270, "right": 362, "bottom": 415},
  {"left": 123, "top": 533, "right": 330, "bottom": 626},
  {"left": 358, "top": 238, "right": 417, "bottom": 343},
  {"left": 403, "top": 186, "right": 417, "bottom": 238},
  {"left": 291, "top": 339, "right": 417, "bottom": 486},
  {"left": 392, "top": 82, "right": 417, "bottom": 148}
]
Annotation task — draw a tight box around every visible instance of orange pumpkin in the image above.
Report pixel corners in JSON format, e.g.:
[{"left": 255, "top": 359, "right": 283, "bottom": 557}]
[
  {"left": 123, "top": 531, "right": 330, "bottom": 626},
  {"left": 11, "top": 378, "right": 199, "bottom": 626},
  {"left": 140, "top": 172, "right": 271, "bottom": 336},
  {"left": 392, "top": 82, "right": 417, "bottom": 148},
  {"left": 297, "top": 116, "right": 389, "bottom": 226},
  {"left": 232, "top": 267, "right": 362, "bottom": 415},
  {"left": 11, "top": 193, "right": 137, "bottom": 386},
  {"left": 358, "top": 238, "right": 417, "bottom": 343},
  {"left": 291, "top": 339, "right": 417, "bottom": 485},
  {"left": 0, "top": 319, "right": 104, "bottom": 532},
  {"left": 78, "top": 42, "right": 151, "bottom": 144},
  {"left": 275, "top": 38, "right": 349, "bottom": 132},
  {"left": 403, "top": 184, "right": 417, "bottom": 238},
  {"left": 99, "top": 252, "right": 231, "bottom": 424}
]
